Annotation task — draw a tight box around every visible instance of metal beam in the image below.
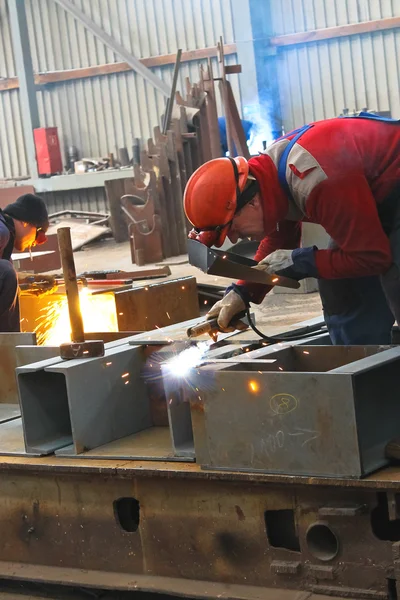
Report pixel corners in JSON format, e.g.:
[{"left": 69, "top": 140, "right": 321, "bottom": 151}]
[
  {"left": 52, "top": 0, "right": 170, "bottom": 97},
  {"left": 8, "top": 0, "right": 39, "bottom": 179},
  {"left": 17, "top": 343, "right": 152, "bottom": 455}
]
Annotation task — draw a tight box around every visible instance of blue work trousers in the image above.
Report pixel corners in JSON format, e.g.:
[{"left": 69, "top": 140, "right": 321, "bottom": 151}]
[
  {"left": 0, "top": 260, "right": 20, "bottom": 332},
  {"left": 319, "top": 198, "right": 400, "bottom": 345}
]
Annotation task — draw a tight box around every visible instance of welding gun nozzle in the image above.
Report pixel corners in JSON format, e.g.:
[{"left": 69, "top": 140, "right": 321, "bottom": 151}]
[{"left": 187, "top": 318, "right": 219, "bottom": 338}]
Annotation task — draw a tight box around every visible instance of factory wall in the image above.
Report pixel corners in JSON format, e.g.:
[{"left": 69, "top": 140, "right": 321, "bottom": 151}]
[
  {"left": 0, "top": 0, "right": 246, "bottom": 212},
  {"left": 268, "top": 0, "right": 400, "bottom": 133}
]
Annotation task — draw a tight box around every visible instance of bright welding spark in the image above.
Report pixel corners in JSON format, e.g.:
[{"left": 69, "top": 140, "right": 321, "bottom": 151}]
[
  {"left": 121, "top": 372, "right": 129, "bottom": 378},
  {"left": 272, "top": 277, "right": 279, "bottom": 283},
  {"left": 165, "top": 342, "right": 209, "bottom": 378},
  {"left": 303, "top": 350, "right": 310, "bottom": 355},
  {"left": 278, "top": 366, "right": 283, "bottom": 371},
  {"left": 248, "top": 380, "right": 260, "bottom": 393}
]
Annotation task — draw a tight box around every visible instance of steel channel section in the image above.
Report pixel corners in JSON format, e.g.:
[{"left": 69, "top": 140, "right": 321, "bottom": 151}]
[
  {"left": 0, "top": 466, "right": 397, "bottom": 598},
  {"left": 16, "top": 344, "right": 152, "bottom": 455},
  {"left": 178, "top": 345, "right": 400, "bottom": 478}
]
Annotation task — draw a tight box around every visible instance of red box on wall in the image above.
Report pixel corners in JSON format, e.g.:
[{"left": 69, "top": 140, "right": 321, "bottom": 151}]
[{"left": 33, "top": 127, "right": 63, "bottom": 175}]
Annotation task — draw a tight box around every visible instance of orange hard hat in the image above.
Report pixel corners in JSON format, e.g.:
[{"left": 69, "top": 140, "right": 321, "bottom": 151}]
[{"left": 184, "top": 156, "right": 249, "bottom": 247}]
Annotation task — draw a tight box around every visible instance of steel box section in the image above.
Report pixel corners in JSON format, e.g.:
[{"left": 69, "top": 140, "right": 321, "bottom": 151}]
[
  {"left": 17, "top": 344, "right": 152, "bottom": 455},
  {"left": 189, "top": 345, "right": 400, "bottom": 478}
]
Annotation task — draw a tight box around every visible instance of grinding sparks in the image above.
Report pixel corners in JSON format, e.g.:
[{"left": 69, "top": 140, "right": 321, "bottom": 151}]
[
  {"left": 303, "top": 350, "right": 310, "bottom": 355},
  {"left": 35, "top": 289, "right": 118, "bottom": 346},
  {"left": 165, "top": 342, "right": 209, "bottom": 378},
  {"left": 272, "top": 277, "right": 279, "bottom": 283}
]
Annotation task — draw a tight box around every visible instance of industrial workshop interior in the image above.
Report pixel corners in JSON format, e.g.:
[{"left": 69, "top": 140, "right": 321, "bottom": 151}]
[{"left": 5, "top": 0, "right": 400, "bottom": 599}]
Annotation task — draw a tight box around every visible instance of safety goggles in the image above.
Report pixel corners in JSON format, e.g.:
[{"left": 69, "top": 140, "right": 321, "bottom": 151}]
[
  {"left": 34, "top": 228, "right": 48, "bottom": 246},
  {"left": 188, "top": 158, "right": 259, "bottom": 247}
]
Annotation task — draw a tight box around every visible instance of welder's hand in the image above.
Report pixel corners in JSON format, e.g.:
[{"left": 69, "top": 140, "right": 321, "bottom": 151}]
[
  {"left": 19, "top": 274, "right": 57, "bottom": 296},
  {"left": 257, "top": 250, "right": 294, "bottom": 274},
  {"left": 206, "top": 290, "right": 246, "bottom": 332}
]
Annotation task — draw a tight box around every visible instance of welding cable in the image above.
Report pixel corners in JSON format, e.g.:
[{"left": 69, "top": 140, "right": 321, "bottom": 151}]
[{"left": 245, "top": 308, "right": 327, "bottom": 343}]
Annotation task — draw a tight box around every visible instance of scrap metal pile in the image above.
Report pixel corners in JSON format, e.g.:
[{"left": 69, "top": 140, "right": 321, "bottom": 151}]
[{"left": 105, "top": 39, "right": 250, "bottom": 266}]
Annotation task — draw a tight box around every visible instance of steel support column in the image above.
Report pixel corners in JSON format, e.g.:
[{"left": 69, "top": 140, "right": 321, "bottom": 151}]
[
  {"left": 8, "top": 0, "right": 39, "bottom": 179},
  {"left": 52, "top": 0, "right": 170, "bottom": 97}
]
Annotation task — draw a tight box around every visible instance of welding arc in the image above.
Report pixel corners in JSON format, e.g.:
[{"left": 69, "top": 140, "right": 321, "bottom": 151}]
[{"left": 245, "top": 309, "right": 326, "bottom": 343}]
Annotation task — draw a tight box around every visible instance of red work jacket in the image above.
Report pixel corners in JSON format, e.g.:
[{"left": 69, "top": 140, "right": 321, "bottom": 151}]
[{"left": 239, "top": 117, "right": 400, "bottom": 303}]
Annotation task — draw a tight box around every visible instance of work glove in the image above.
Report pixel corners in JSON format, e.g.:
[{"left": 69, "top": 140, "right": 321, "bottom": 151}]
[
  {"left": 206, "top": 289, "right": 246, "bottom": 332},
  {"left": 19, "top": 274, "right": 58, "bottom": 296},
  {"left": 257, "top": 247, "right": 318, "bottom": 280},
  {"left": 257, "top": 249, "right": 294, "bottom": 274}
]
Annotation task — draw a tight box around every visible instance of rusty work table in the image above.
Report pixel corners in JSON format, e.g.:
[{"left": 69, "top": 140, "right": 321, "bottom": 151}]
[{"left": 0, "top": 451, "right": 400, "bottom": 489}]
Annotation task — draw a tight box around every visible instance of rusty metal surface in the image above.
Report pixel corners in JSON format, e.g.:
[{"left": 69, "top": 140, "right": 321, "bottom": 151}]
[
  {"left": 1, "top": 448, "right": 400, "bottom": 491},
  {"left": 114, "top": 276, "right": 200, "bottom": 332},
  {"left": 0, "top": 578, "right": 363, "bottom": 600},
  {"left": 0, "top": 468, "right": 393, "bottom": 598}
]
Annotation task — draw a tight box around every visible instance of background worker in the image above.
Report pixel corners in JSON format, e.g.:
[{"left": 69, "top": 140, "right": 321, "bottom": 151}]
[
  {"left": 184, "top": 114, "right": 400, "bottom": 345},
  {"left": 0, "top": 194, "right": 50, "bottom": 332}
]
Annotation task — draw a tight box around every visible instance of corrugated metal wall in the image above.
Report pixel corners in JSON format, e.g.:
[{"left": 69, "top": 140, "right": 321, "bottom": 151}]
[
  {"left": 269, "top": 0, "right": 400, "bottom": 133},
  {"left": 0, "top": 0, "right": 241, "bottom": 189}
]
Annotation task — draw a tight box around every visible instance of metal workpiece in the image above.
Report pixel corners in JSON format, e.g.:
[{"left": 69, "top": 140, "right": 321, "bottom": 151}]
[
  {"left": 187, "top": 238, "right": 300, "bottom": 289},
  {"left": 180, "top": 344, "right": 400, "bottom": 478},
  {"left": 15, "top": 345, "right": 60, "bottom": 366},
  {"left": 17, "top": 344, "right": 152, "bottom": 455},
  {"left": 0, "top": 332, "right": 36, "bottom": 404},
  {"left": 162, "top": 365, "right": 195, "bottom": 458}
]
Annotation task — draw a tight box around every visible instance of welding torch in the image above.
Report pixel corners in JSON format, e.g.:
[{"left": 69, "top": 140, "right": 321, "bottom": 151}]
[{"left": 187, "top": 310, "right": 248, "bottom": 341}]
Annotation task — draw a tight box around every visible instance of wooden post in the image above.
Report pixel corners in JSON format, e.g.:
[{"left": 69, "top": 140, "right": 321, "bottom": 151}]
[{"left": 57, "top": 227, "right": 84, "bottom": 344}]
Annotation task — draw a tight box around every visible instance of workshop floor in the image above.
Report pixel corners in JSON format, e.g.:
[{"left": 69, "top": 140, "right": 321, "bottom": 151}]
[{"left": 73, "top": 238, "right": 323, "bottom": 335}]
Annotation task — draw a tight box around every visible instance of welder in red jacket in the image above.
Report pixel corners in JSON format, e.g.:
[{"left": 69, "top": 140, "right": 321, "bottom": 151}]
[{"left": 184, "top": 114, "right": 400, "bottom": 345}]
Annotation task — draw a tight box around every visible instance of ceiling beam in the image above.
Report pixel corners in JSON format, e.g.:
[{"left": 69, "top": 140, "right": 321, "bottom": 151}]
[
  {"left": 270, "top": 16, "right": 400, "bottom": 47},
  {"left": 52, "top": 0, "right": 170, "bottom": 96}
]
